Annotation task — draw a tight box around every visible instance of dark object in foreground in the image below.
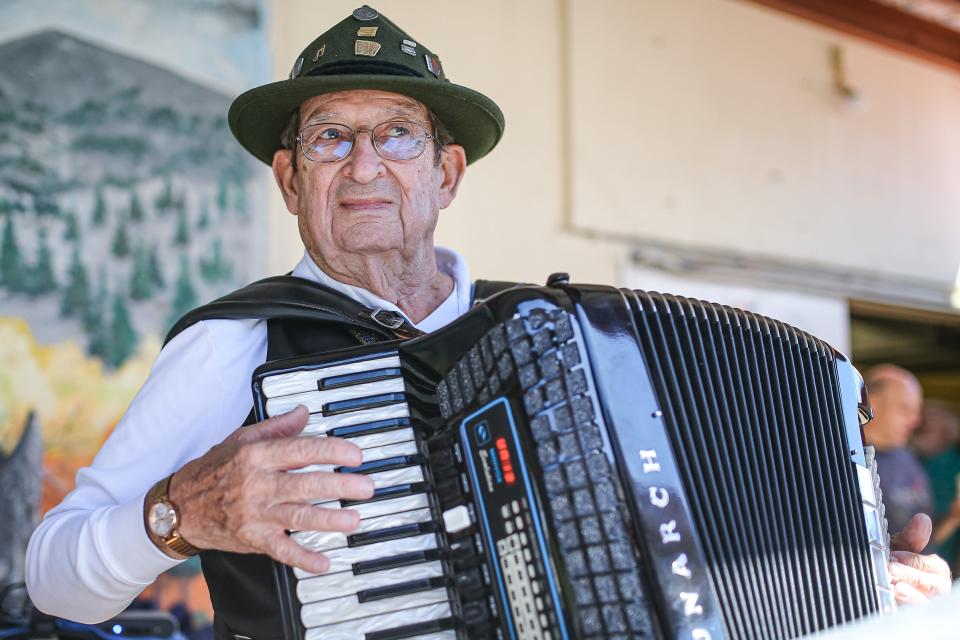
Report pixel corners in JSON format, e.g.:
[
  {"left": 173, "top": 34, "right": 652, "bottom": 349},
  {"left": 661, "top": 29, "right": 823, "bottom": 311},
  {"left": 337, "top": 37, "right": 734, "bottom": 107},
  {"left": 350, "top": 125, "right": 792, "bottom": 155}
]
[
  {"left": 253, "top": 282, "right": 893, "bottom": 640},
  {"left": 0, "top": 585, "right": 184, "bottom": 640}
]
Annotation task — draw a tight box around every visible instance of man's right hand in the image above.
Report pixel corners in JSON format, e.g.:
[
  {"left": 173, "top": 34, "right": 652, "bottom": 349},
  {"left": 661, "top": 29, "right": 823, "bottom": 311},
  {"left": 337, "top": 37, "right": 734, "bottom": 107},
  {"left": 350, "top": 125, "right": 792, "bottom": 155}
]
[{"left": 167, "top": 405, "right": 374, "bottom": 574}]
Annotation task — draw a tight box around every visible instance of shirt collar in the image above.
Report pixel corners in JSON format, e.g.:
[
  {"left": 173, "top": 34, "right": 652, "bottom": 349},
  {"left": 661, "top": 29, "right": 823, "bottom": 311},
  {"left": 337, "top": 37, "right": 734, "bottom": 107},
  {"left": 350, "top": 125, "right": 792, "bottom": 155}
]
[{"left": 291, "top": 247, "right": 472, "bottom": 331}]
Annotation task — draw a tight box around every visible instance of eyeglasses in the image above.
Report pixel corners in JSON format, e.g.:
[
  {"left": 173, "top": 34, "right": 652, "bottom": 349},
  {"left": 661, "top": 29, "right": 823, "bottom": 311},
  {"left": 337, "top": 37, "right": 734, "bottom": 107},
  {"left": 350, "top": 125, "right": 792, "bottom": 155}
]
[{"left": 296, "top": 120, "right": 435, "bottom": 163}]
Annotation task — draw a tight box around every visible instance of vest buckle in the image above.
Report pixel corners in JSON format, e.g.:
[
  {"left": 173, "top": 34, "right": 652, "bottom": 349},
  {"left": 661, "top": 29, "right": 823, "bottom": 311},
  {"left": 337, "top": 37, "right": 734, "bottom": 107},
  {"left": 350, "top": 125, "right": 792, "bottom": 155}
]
[{"left": 367, "top": 308, "right": 405, "bottom": 330}]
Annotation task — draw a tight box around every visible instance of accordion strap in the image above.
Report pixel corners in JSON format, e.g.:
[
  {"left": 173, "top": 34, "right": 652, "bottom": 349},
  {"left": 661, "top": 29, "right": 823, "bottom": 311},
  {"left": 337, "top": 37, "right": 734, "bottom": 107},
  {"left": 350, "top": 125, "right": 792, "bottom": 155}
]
[
  {"left": 164, "top": 275, "right": 402, "bottom": 346},
  {"left": 473, "top": 279, "right": 521, "bottom": 303},
  {"left": 164, "top": 275, "right": 523, "bottom": 347}
]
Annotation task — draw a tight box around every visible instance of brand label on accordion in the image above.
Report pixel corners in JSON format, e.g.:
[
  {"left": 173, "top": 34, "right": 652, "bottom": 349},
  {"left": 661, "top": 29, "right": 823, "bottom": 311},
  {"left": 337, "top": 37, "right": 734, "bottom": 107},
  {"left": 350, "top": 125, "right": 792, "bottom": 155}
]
[{"left": 460, "top": 398, "right": 568, "bottom": 640}]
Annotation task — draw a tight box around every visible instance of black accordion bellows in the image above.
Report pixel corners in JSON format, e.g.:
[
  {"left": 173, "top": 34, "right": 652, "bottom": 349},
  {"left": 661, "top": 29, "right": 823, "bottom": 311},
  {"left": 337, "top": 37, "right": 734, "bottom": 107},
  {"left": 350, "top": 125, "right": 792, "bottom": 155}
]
[
  {"left": 253, "top": 283, "right": 891, "bottom": 640},
  {"left": 627, "top": 291, "right": 878, "bottom": 638}
]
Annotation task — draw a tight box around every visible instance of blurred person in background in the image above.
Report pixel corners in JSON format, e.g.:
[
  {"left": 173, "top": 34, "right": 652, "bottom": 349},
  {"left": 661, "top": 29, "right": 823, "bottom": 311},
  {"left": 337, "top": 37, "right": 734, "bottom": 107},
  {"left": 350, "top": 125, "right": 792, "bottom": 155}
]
[
  {"left": 864, "top": 364, "right": 933, "bottom": 537},
  {"left": 912, "top": 401, "right": 960, "bottom": 572}
]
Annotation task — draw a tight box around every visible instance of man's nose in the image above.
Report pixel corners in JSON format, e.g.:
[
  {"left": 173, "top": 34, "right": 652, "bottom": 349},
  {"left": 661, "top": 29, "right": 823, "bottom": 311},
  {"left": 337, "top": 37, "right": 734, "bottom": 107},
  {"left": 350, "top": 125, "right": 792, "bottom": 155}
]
[{"left": 343, "top": 131, "right": 384, "bottom": 183}]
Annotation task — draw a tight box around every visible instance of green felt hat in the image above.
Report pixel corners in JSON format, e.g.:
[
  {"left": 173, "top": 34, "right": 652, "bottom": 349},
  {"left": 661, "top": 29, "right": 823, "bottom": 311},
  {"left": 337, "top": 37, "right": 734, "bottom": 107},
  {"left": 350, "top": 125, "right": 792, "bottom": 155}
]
[{"left": 228, "top": 5, "right": 504, "bottom": 166}]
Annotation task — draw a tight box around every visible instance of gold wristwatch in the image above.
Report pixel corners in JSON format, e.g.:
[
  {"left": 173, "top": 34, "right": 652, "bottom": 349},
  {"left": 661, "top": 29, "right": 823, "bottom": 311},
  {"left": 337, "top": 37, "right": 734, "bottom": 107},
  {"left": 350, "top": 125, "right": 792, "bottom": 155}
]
[{"left": 144, "top": 474, "right": 200, "bottom": 559}]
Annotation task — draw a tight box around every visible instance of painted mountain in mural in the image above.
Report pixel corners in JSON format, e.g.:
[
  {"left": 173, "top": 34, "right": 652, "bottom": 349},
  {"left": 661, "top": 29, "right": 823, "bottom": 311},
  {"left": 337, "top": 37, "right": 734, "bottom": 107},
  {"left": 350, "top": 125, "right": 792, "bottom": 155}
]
[{"left": 0, "top": 29, "right": 265, "bottom": 364}]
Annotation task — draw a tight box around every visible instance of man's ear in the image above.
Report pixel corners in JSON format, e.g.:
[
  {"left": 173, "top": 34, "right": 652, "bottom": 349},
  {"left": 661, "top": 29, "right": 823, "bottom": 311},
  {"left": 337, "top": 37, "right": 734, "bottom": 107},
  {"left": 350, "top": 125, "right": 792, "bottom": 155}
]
[
  {"left": 437, "top": 144, "right": 467, "bottom": 210},
  {"left": 272, "top": 149, "right": 300, "bottom": 215}
]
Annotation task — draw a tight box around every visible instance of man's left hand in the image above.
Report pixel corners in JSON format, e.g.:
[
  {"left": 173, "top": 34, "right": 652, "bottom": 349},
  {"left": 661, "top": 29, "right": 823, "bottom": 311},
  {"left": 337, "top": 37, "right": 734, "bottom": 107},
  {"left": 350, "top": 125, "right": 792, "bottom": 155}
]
[{"left": 889, "top": 513, "right": 953, "bottom": 604}]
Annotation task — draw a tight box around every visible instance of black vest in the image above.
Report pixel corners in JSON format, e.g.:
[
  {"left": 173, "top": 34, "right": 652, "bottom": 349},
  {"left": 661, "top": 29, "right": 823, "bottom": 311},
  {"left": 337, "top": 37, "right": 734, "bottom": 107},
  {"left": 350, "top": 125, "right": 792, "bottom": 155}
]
[{"left": 164, "top": 275, "right": 516, "bottom": 640}]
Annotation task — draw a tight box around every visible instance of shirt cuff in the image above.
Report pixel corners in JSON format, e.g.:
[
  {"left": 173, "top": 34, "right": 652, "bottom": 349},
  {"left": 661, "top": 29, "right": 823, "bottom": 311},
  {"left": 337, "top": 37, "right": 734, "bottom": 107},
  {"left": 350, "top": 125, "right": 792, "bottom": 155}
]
[{"left": 98, "top": 492, "right": 183, "bottom": 585}]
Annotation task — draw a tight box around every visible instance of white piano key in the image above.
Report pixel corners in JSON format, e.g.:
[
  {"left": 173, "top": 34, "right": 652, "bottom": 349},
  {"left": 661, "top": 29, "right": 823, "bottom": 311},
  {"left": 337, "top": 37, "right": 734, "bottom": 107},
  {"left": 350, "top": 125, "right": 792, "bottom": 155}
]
[
  {"left": 266, "top": 378, "right": 406, "bottom": 416},
  {"left": 406, "top": 633, "right": 458, "bottom": 640},
  {"left": 292, "top": 507, "right": 433, "bottom": 551},
  {"left": 301, "top": 403, "right": 410, "bottom": 435},
  {"left": 300, "top": 587, "right": 449, "bottom": 628},
  {"left": 303, "top": 602, "right": 453, "bottom": 640},
  {"left": 293, "top": 532, "right": 438, "bottom": 578},
  {"left": 297, "top": 560, "right": 444, "bottom": 604},
  {"left": 262, "top": 355, "right": 401, "bottom": 397},
  {"left": 342, "top": 492, "right": 430, "bottom": 521},
  {"left": 289, "top": 440, "right": 418, "bottom": 474},
  {"left": 301, "top": 493, "right": 431, "bottom": 528},
  {"left": 344, "top": 427, "right": 415, "bottom": 450},
  {"left": 313, "top": 465, "right": 425, "bottom": 505}
]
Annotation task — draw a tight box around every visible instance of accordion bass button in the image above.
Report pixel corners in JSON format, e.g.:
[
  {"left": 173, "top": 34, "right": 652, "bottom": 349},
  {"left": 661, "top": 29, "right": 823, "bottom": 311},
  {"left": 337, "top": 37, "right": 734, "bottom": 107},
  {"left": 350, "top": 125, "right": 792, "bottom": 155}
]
[
  {"left": 442, "top": 505, "right": 473, "bottom": 534},
  {"left": 435, "top": 477, "right": 466, "bottom": 509},
  {"left": 462, "top": 599, "right": 492, "bottom": 628},
  {"left": 454, "top": 567, "right": 485, "bottom": 596}
]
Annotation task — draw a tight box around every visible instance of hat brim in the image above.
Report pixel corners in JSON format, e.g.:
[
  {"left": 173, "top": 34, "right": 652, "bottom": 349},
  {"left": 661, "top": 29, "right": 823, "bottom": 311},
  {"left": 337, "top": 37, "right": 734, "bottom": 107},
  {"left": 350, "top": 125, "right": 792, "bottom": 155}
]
[{"left": 228, "top": 75, "right": 505, "bottom": 166}]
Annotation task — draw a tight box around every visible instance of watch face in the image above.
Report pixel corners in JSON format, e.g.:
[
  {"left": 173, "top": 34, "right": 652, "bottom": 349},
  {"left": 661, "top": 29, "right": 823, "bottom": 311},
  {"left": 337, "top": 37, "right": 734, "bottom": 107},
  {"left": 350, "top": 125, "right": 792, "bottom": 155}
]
[{"left": 149, "top": 501, "right": 176, "bottom": 537}]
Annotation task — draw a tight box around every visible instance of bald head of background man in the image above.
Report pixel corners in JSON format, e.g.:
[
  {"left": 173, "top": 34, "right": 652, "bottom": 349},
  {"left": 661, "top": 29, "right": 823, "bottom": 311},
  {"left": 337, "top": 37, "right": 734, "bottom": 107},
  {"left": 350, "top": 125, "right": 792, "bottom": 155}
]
[{"left": 864, "top": 364, "right": 924, "bottom": 451}]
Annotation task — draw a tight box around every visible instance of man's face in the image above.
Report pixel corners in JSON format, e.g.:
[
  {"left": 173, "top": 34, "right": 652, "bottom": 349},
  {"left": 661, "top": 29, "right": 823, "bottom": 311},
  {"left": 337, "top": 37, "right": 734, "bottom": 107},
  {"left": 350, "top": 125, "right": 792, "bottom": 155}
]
[
  {"left": 272, "top": 90, "right": 465, "bottom": 273},
  {"left": 867, "top": 378, "right": 923, "bottom": 450}
]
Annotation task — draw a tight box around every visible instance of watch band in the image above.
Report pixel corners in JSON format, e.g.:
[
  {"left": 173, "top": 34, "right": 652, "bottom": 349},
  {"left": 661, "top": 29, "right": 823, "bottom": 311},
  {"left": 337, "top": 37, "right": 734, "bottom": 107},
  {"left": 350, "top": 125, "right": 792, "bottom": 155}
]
[{"left": 144, "top": 474, "right": 201, "bottom": 560}]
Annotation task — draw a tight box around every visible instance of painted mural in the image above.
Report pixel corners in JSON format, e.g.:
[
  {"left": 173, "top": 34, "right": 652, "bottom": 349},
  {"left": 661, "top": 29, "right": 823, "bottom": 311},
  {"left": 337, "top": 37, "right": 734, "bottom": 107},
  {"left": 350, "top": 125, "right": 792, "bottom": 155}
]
[{"left": 0, "top": 0, "right": 269, "bottom": 631}]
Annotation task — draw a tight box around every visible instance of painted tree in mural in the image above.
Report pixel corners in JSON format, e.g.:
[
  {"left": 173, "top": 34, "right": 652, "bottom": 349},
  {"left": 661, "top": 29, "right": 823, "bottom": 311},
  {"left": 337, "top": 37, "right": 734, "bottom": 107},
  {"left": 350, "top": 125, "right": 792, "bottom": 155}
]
[
  {"left": 63, "top": 212, "right": 79, "bottom": 241},
  {"left": 200, "top": 238, "right": 232, "bottom": 283},
  {"left": 27, "top": 227, "right": 57, "bottom": 296},
  {"left": 129, "top": 190, "right": 145, "bottom": 222},
  {"left": 60, "top": 246, "right": 89, "bottom": 317},
  {"left": 174, "top": 205, "right": 190, "bottom": 246},
  {"left": 109, "top": 290, "right": 137, "bottom": 368},
  {"left": 234, "top": 182, "right": 248, "bottom": 218},
  {"left": 168, "top": 255, "right": 198, "bottom": 327},
  {"left": 0, "top": 213, "right": 21, "bottom": 288},
  {"left": 217, "top": 175, "right": 229, "bottom": 214},
  {"left": 129, "top": 244, "right": 153, "bottom": 300},
  {"left": 197, "top": 202, "right": 210, "bottom": 230},
  {"left": 111, "top": 217, "right": 131, "bottom": 258},
  {"left": 92, "top": 188, "right": 107, "bottom": 226},
  {"left": 155, "top": 177, "right": 177, "bottom": 216},
  {"left": 86, "top": 270, "right": 110, "bottom": 361},
  {"left": 148, "top": 245, "right": 165, "bottom": 290}
]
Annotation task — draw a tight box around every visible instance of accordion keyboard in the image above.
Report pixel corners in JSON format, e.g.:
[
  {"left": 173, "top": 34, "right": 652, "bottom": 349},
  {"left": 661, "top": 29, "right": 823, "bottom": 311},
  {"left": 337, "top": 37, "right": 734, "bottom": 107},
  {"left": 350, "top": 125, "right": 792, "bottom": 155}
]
[{"left": 258, "top": 352, "right": 458, "bottom": 640}]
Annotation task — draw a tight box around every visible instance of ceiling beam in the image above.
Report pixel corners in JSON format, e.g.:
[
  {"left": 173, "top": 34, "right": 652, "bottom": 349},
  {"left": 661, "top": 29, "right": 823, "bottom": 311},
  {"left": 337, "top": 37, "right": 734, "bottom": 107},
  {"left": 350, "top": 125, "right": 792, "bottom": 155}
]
[{"left": 743, "top": 0, "right": 960, "bottom": 73}]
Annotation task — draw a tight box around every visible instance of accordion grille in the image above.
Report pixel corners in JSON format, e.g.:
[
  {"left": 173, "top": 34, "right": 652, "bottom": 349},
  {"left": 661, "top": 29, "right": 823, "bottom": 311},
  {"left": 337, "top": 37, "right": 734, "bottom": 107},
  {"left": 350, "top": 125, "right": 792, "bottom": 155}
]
[{"left": 626, "top": 290, "right": 879, "bottom": 639}]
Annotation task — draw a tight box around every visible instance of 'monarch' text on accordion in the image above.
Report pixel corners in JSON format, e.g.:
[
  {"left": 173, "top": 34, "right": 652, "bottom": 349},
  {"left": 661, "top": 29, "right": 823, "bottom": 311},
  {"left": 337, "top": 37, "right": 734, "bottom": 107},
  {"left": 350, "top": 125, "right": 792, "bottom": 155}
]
[{"left": 252, "top": 283, "right": 893, "bottom": 640}]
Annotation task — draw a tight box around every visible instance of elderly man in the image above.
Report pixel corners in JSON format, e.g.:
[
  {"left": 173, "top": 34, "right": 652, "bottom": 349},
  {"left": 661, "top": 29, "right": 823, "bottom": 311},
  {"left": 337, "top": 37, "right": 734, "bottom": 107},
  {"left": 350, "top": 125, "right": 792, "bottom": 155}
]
[{"left": 25, "top": 5, "right": 950, "bottom": 638}]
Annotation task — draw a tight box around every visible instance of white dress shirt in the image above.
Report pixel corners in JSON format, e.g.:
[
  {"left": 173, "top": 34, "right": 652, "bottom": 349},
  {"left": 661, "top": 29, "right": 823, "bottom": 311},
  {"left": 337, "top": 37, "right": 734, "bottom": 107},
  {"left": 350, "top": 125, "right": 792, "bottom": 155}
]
[{"left": 25, "top": 247, "right": 472, "bottom": 623}]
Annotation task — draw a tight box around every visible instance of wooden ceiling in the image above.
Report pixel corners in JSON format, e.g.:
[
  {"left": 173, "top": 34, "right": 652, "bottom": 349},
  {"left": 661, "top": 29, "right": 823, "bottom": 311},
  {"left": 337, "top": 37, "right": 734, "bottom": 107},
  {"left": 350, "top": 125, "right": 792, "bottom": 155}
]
[{"left": 744, "top": 0, "right": 960, "bottom": 72}]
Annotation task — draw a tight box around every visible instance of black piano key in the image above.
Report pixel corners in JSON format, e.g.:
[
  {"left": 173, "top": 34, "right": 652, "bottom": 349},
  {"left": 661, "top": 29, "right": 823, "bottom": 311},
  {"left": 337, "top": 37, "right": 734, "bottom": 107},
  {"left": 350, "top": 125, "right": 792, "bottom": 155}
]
[
  {"left": 348, "top": 521, "right": 439, "bottom": 547},
  {"left": 365, "top": 616, "right": 458, "bottom": 640},
  {"left": 327, "top": 417, "right": 411, "bottom": 438},
  {"left": 319, "top": 368, "right": 402, "bottom": 390},
  {"left": 357, "top": 576, "right": 448, "bottom": 603},
  {"left": 338, "top": 454, "right": 424, "bottom": 475},
  {"left": 352, "top": 548, "right": 443, "bottom": 575},
  {"left": 324, "top": 393, "right": 407, "bottom": 416},
  {"left": 341, "top": 482, "right": 427, "bottom": 507}
]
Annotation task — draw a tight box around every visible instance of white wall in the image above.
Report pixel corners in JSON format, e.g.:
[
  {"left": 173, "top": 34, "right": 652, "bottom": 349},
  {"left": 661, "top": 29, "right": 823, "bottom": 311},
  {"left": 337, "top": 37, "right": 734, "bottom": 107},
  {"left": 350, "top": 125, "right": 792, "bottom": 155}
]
[{"left": 264, "top": 0, "right": 960, "bottom": 303}]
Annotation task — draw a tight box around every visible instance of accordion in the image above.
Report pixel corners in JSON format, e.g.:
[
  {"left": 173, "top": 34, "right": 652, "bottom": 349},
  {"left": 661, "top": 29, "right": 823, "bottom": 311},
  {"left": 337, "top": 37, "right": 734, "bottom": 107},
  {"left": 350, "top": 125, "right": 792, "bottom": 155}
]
[{"left": 252, "top": 282, "right": 894, "bottom": 640}]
